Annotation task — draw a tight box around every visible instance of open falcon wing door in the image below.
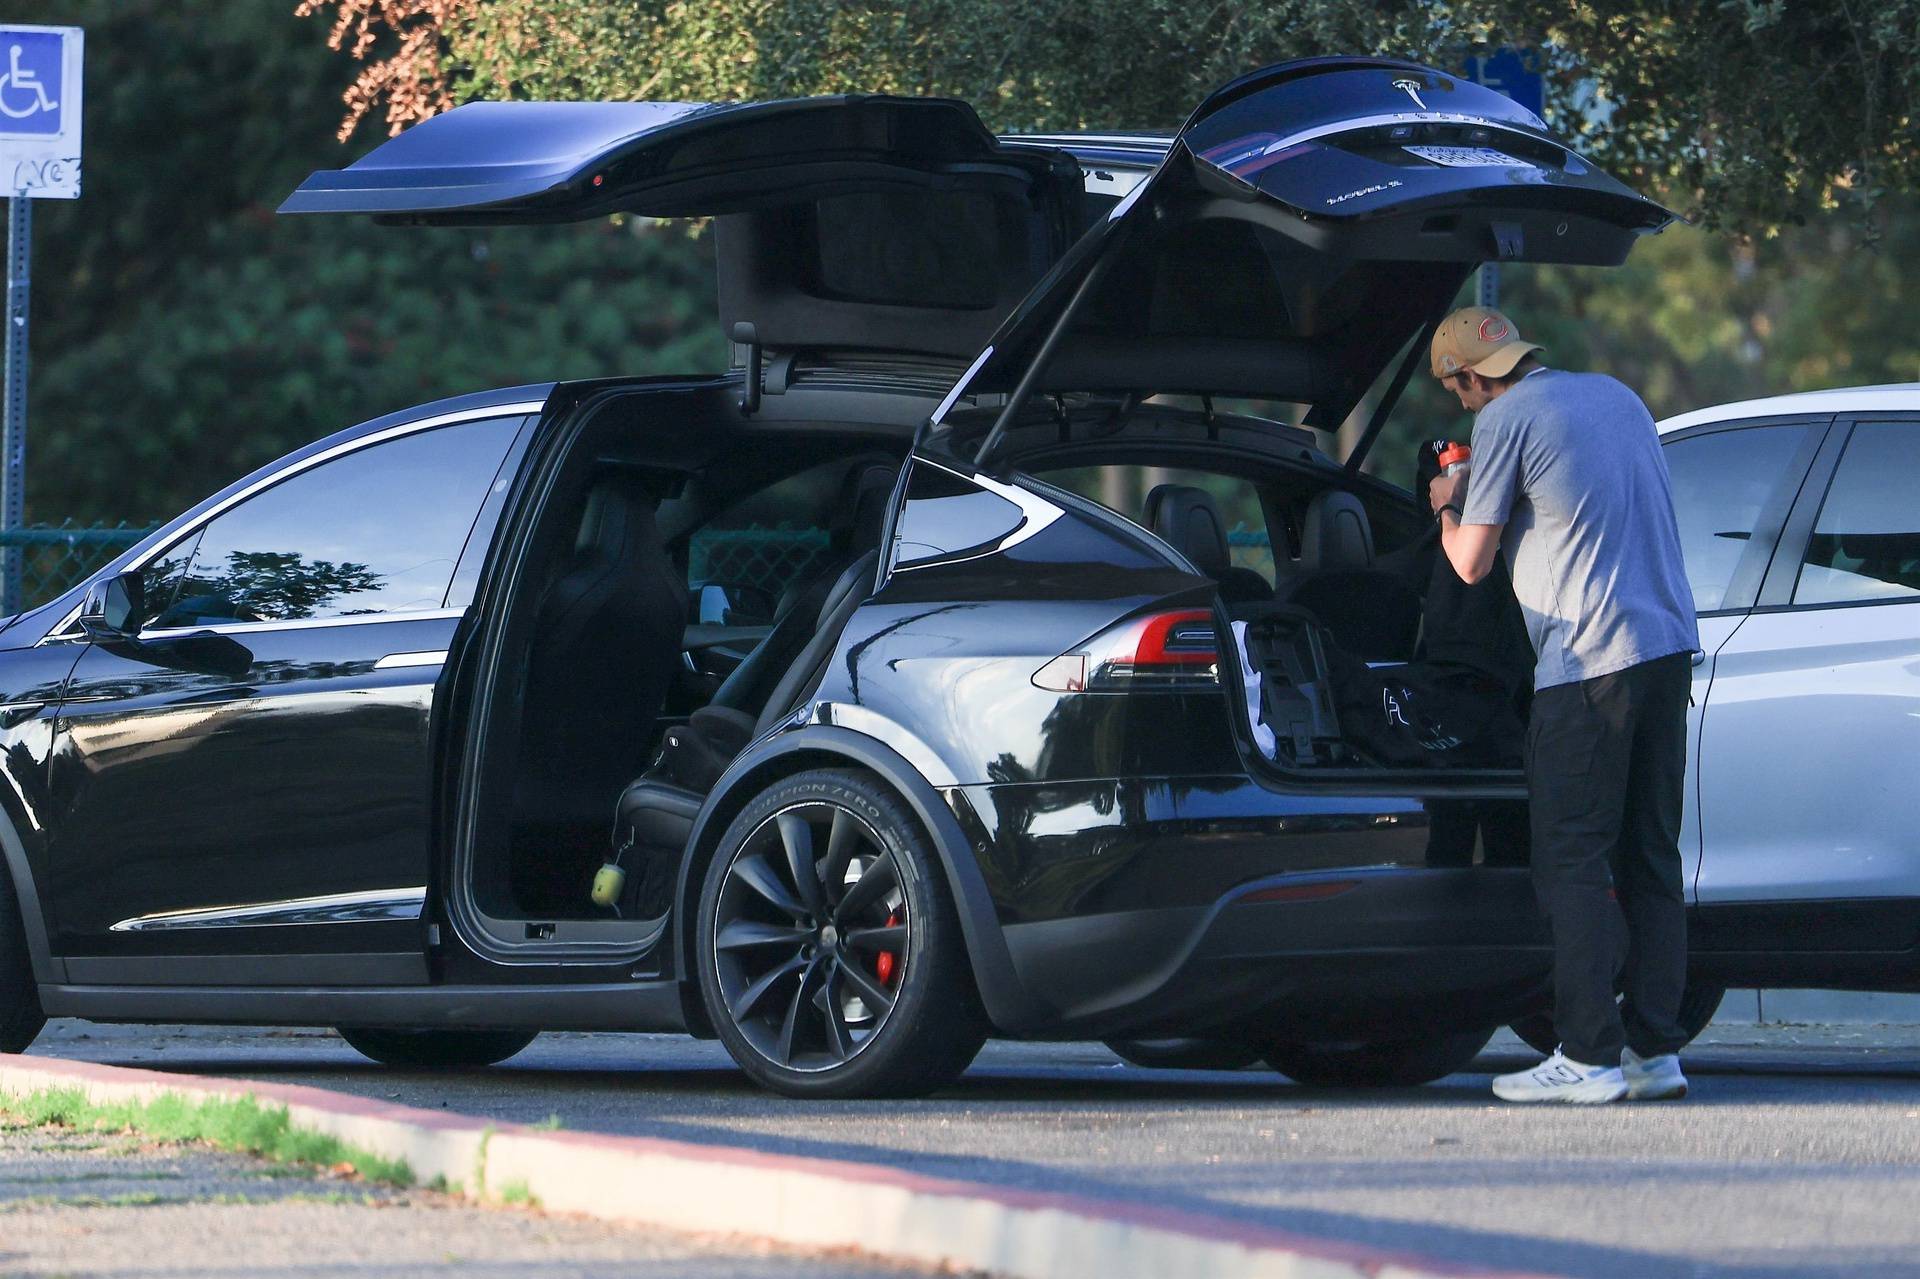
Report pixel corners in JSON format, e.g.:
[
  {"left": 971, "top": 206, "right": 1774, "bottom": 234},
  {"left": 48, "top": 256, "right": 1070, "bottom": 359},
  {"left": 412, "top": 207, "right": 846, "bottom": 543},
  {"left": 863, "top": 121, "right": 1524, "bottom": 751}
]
[
  {"left": 930, "top": 57, "right": 1675, "bottom": 459},
  {"left": 281, "top": 96, "right": 1086, "bottom": 363}
]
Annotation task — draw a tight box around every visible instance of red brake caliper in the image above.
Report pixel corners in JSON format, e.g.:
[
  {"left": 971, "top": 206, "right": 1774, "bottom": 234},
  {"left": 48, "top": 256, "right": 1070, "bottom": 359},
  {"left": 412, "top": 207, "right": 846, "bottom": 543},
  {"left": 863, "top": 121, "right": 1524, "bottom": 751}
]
[{"left": 874, "top": 909, "right": 902, "bottom": 985}]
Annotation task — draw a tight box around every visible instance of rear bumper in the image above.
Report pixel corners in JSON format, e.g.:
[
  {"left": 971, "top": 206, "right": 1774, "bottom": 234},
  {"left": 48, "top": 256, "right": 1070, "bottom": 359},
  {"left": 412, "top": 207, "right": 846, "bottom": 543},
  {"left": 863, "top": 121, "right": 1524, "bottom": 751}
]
[{"left": 1000, "top": 866, "right": 1553, "bottom": 1040}]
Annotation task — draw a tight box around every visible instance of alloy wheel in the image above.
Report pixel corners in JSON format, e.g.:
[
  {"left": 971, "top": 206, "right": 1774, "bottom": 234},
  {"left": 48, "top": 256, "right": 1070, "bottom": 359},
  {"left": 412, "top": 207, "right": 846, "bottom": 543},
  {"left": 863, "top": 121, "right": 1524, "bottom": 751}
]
[{"left": 710, "top": 802, "right": 909, "bottom": 1073}]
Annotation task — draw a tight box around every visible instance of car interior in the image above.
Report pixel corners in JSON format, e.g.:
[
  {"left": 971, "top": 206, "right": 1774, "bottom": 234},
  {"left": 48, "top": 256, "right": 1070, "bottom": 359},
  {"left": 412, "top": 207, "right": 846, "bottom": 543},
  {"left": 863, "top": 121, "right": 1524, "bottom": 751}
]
[
  {"left": 1028, "top": 434, "right": 1526, "bottom": 779},
  {"left": 459, "top": 392, "right": 912, "bottom": 930}
]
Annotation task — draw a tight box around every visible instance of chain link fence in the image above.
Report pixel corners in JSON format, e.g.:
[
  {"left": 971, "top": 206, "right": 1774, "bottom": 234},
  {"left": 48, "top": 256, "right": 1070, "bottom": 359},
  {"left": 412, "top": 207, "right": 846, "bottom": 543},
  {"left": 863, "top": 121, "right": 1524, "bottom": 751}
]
[
  {"left": 688, "top": 526, "right": 833, "bottom": 594},
  {"left": 0, "top": 522, "right": 158, "bottom": 613}
]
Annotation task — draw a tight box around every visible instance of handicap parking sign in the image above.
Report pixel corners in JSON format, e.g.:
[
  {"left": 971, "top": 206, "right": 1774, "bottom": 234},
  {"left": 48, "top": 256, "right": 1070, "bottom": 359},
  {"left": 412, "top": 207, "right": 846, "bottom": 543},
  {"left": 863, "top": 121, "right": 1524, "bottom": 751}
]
[
  {"left": 0, "top": 30, "right": 65, "bottom": 136},
  {"left": 0, "top": 25, "right": 82, "bottom": 197}
]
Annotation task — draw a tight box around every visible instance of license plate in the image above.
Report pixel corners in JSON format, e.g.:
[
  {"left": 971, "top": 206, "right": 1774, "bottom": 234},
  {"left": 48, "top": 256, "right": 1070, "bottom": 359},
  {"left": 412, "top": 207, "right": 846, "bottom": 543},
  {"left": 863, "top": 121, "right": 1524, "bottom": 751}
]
[{"left": 1405, "top": 145, "right": 1523, "bottom": 168}]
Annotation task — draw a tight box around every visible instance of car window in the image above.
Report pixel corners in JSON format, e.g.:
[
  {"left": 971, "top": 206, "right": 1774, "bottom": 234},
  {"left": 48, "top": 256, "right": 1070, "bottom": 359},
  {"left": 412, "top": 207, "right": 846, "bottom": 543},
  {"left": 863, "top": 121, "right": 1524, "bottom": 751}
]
[
  {"left": 1662, "top": 424, "right": 1812, "bottom": 613},
  {"left": 686, "top": 461, "right": 842, "bottom": 600},
  {"left": 1035, "top": 464, "right": 1274, "bottom": 584},
  {"left": 146, "top": 416, "right": 521, "bottom": 629},
  {"left": 892, "top": 464, "right": 1025, "bottom": 568},
  {"left": 1794, "top": 421, "right": 1920, "bottom": 606}
]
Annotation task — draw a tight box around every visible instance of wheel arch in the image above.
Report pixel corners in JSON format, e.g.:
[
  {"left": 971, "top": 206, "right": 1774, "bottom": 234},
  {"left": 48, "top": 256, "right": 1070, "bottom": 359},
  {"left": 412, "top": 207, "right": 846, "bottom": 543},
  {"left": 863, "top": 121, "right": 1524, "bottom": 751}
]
[
  {"left": 674, "top": 724, "right": 1052, "bottom": 1033},
  {"left": 0, "top": 797, "right": 61, "bottom": 984}
]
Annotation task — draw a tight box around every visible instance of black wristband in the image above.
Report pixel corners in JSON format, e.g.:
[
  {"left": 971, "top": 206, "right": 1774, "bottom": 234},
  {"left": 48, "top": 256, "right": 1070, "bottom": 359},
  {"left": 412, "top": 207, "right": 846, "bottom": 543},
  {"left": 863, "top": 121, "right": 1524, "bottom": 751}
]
[{"left": 1437, "top": 503, "right": 1465, "bottom": 523}]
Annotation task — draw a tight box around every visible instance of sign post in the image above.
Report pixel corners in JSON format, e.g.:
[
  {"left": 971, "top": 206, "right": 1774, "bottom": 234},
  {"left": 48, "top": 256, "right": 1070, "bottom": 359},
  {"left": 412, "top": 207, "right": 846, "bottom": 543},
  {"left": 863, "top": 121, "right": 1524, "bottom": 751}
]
[
  {"left": 1463, "top": 47, "right": 1543, "bottom": 313},
  {"left": 0, "top": 24, "right": 82, "bottom": 614}
]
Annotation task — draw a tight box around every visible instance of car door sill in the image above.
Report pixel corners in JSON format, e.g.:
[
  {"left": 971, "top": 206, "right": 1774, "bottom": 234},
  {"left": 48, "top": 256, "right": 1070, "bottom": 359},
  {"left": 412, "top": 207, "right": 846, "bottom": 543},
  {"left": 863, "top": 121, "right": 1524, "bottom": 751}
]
[
  {"left": 37, "top": 979, "right": 689, "bottom": 1033},
  {"left": 61, "top": 952, "right": 429, "bottom": 987}
]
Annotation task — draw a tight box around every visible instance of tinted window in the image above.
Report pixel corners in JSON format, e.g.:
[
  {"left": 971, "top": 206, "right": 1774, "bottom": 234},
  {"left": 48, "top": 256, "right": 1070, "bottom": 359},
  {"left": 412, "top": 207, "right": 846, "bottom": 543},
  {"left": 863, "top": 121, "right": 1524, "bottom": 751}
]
[
  {"left": 1795, "top": 421, "right": 1920, "bottom": 605},
  {"left": 148, "top": 417, "right": 520, "bottom": 628},
  {"left": 1662, "top": 424, "right": 1811, "bottom": 612},
  {"left": 892, "top": 464, "right": 1024, "bottom": 567},
  {"left": 1037, "top": 464, "right": 1274, "bottom": 584}
]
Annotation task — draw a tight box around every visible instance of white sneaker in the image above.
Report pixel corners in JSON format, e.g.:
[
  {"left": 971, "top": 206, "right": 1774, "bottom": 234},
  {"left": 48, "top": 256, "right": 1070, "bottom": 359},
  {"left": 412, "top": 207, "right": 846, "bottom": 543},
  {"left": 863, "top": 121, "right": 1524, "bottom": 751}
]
[
  {"left": 1621, "top": 1047, "right": 1688, "bottom": 1100},
  {"left": 1491, "top": 1049, "right": 1627, "bottom": 1104}
]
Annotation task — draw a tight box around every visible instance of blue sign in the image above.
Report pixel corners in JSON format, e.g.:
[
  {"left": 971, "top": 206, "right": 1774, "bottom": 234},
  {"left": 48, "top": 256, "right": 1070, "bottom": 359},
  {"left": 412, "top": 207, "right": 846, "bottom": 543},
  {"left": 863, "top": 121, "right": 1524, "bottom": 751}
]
[
  {"left": 1464, "top": 47, "right": 1544, "bottom": 120},
  {"left": 0, "top": 29, "right": 65, "bottom": 137}
]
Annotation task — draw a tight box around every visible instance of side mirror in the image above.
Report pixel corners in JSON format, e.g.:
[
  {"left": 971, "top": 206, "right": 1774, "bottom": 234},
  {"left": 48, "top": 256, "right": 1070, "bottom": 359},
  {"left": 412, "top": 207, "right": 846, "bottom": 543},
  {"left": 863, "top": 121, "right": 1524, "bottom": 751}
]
[
  {"left": 695, "top": 581, "right": 775, "bottom": 627},
  {"left": 78, "top": 571, "right": 144, "bottom": 640}
]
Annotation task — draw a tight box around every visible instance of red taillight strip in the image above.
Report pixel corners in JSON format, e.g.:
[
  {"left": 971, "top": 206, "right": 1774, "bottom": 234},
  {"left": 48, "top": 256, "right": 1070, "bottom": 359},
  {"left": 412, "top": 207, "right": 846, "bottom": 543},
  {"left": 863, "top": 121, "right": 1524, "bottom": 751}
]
[{"left": 1135, "top": 609, "right": 1218, "bottom": 666}]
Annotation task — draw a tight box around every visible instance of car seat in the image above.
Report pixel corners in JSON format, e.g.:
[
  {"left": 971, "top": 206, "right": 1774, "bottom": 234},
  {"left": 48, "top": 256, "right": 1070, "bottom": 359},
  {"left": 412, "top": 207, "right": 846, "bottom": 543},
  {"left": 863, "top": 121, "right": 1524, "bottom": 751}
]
[
  {"left": 708, "top": 462, "right": 893, "bottom": 717},
  {"left": 1142, "top": 484, "right": 1272, "bottom": 607},
  {"left": 1278, "top": 490, "right": 1422, "bottom": 662},
  {"left": 605, "top": 549, "right": 882, "bottom": 916},
  {"left": 512, "top": 471, "right": 688, "bottom": 911}
]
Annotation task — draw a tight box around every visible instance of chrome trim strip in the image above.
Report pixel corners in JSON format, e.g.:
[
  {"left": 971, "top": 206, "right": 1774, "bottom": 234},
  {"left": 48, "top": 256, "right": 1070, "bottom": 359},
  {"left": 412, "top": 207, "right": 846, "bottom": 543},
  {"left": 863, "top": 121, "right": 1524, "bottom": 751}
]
[
  {"left": 136, "top": 607, "right": 467, "bottom": 642},
  {"left": 39, "top": 400, "right": 545, "bottom": 644},
  {"left": 930, "top": 344, "right": 994, "bottom": 426},
  {"left": 374, "top": 649, "right": 449, "bottom": 670},
  {"left": 893, "top": 459, "right": 1065, "bottom": 573},
  {"left": 108, "top": 887, "right": 427, "bottom": 933}
]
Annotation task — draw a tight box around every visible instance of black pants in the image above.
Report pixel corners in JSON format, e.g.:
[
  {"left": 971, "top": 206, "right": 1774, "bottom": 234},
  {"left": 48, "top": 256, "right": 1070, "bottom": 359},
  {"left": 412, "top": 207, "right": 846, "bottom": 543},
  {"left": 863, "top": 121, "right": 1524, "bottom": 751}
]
[{"left": 1527, "top": 651, "right": 1692, "bottom": 1065}]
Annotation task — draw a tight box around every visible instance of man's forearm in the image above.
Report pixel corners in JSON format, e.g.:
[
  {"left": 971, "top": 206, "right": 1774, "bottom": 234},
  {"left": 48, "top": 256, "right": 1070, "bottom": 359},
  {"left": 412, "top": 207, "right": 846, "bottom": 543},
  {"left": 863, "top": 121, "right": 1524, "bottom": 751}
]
[{"left": 1438, "top": 511, "right": 1503, "bottom": 584}]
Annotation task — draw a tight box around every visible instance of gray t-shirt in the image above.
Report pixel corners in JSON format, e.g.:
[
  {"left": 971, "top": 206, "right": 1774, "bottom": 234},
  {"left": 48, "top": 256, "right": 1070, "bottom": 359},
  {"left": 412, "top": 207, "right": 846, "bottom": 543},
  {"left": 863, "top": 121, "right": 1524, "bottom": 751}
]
[{"left": 1460, "top": 368, "right": 1699, "bottom": 690}]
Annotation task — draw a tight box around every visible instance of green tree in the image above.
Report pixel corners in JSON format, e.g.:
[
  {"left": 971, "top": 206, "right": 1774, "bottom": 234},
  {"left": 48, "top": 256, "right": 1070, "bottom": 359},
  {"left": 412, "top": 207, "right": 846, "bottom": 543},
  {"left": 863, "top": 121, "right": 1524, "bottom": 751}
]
[
  {"left": 309, "top": 0, "right": 1920, "bottom": 232},
  {"left": 18, "top": 1, "right": 723, "bottom": 525}
]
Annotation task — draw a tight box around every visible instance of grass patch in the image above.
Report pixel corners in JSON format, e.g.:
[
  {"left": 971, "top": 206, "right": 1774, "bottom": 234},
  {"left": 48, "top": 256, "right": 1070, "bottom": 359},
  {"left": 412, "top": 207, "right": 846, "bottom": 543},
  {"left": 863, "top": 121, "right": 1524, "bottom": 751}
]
[
  {"left": 0, "top": 1088, "right": 412, "bottom": 1187},
  {"left": 495, "top": 1179, "right": 539, "bottom": 1208}
]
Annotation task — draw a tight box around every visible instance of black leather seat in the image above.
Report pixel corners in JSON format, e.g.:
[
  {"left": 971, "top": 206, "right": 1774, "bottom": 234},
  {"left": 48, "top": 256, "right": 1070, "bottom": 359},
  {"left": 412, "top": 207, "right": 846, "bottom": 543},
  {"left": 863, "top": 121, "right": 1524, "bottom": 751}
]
[
  {"left": 1279, "top": 490, "right": 1422, "bottom": 662},
  {"left": 1142, "top": 484, "right": 1272, "bottom": 606},
  {"left": 709, "top": 462, "right": 893, "bottom": 720},
  {"left": 609, "top": 550, "right": 881, "bottom": 911},
  {"left": 514, "top": 472, "right": 687, "bottom": 911}
]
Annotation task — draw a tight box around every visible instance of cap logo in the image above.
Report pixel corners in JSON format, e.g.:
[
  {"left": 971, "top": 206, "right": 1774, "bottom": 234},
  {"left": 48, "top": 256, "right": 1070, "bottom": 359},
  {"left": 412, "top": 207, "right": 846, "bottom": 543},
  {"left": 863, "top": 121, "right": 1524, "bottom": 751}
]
[
  {"left": 1478, "top": 315, "right": 1511, "bottom": 343},
  {"left": 1439, "top": 354, "right": 1461, "bottom": 374}
]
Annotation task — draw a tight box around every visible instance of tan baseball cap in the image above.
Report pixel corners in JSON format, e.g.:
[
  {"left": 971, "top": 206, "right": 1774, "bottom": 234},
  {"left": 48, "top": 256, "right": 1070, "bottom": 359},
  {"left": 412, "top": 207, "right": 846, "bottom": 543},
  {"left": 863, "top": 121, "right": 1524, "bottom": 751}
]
[{"left": 1429, "top": 306, "right": 1543, "bottom": 380}]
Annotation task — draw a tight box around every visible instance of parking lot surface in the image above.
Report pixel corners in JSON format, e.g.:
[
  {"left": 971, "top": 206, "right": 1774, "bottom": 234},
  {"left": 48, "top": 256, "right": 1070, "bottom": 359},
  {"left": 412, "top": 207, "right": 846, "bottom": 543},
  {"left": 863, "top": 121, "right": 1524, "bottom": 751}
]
[{"left": 26, "top": 1019, "right": 1920, "bottom": 1278}]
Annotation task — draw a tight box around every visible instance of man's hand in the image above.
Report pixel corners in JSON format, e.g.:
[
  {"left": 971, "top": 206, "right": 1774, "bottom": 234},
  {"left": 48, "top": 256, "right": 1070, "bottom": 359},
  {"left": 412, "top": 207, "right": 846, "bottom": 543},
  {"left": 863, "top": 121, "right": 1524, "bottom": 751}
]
[{"left": 1428, "top": 468, "right": 1465, "bottom": 514}]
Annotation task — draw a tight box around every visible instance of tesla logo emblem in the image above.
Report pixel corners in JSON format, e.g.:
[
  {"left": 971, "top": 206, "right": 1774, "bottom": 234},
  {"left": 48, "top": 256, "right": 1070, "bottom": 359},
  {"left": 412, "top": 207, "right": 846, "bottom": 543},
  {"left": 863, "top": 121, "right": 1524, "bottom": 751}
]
[{"left": 1392, "top": 78, "right": 1428, "bottom": 110}]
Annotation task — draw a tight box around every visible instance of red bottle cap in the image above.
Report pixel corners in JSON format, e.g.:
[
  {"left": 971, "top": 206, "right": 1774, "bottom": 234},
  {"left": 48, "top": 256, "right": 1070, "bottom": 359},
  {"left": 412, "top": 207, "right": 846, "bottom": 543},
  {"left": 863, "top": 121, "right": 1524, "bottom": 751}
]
[{"left": 1437, "top": 441, "right": 1472, "bottom": 469}]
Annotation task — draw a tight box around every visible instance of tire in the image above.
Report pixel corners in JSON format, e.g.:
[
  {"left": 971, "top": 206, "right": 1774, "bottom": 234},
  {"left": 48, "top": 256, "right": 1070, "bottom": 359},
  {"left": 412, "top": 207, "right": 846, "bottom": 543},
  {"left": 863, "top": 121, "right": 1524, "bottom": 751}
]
[
  {"left": 696, "top": 768, "right": 987, "bottom": 1099},
  {"left": 336, "top": 1027, "right": 538, "bottom": 1069},
  {"left": 1263, "top": 1026, "right": 1495, "bottom": 1088},
  {"left": 1508, "top": 982, "right": 1727, "bottom": 1057},
  {"left": 1104, "top": 1038, "right": 1261, "bottom": 1071},
  {"left": 0, "top": 866, "right": 46, "bottom": 1055}
]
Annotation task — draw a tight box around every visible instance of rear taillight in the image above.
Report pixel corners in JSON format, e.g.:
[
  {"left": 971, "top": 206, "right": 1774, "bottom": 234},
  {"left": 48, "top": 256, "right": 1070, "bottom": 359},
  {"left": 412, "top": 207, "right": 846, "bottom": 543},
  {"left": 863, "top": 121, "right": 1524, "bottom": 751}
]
[{"left": 1032, "top": 608, "right": 1220, "bottom": 692}]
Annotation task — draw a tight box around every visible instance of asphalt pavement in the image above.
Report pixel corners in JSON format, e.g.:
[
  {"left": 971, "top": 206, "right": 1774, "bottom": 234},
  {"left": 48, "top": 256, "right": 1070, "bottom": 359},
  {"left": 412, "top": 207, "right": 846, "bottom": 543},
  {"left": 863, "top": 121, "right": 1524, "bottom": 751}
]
[{"left": 25, "top": 1019, "right": 1920, "bottom": 1279}]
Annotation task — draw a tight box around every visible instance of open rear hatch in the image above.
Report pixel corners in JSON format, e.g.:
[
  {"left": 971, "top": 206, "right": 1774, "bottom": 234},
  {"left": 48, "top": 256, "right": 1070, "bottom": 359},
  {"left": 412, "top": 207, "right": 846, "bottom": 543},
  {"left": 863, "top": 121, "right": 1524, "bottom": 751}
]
[
  {"left": 281, "top": 96, "right": 1087, "bottom": 363},
  {"left": 933, "top": 57, "right": 1675, "bottom": 450}
]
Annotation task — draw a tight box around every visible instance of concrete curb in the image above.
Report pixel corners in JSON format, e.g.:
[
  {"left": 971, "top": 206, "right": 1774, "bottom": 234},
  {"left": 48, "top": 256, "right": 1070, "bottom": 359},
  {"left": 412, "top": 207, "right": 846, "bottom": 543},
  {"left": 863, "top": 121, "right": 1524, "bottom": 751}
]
[{"left": 1, "top": 1053, "right": 1549, "bottom": 1279}]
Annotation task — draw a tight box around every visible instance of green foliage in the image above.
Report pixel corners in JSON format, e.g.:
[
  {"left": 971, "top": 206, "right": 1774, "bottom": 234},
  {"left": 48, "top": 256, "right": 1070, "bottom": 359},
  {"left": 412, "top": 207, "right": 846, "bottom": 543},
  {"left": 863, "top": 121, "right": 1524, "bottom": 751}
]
[
  {"left": 0, "top": 1087, "right": 415, "bottom": 1186},
  {"left": 18, "top": 1, "right": 723, "bottom": 524},
  {"left": 425, "top": 1, "right": 1920, "bottom": 231}
]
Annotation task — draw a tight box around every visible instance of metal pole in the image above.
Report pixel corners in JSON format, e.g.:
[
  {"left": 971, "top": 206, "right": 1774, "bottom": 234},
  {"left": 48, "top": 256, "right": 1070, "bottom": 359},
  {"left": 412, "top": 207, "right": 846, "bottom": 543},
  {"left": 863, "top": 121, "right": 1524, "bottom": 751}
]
[
  {"left": 2, "top": 198, "right": 29, "bottom": 615},
  {"left": 1478, "top": 261, "right": 1500, "bottom": 311}
]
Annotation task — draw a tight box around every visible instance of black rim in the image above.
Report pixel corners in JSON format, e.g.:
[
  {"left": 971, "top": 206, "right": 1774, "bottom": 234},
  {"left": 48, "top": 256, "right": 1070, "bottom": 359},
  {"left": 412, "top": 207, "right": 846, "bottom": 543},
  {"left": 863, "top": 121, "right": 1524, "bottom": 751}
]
[{"left": 711, "top": 802, "right": 909, "bottom": 1073}]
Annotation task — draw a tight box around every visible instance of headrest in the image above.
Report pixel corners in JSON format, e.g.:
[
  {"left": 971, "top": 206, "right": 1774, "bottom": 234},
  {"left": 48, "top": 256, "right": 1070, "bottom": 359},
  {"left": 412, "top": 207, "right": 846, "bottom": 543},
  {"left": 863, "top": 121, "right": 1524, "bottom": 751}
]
[
  {"left": 1143, "top": 484, "right": 1231, "bottom": 578},
  {"left": 574, "top": 475, "right": 654, "bottom": 558},
  {"left": 1300, "top": 490, "right": 1374, "bottom": 571}
]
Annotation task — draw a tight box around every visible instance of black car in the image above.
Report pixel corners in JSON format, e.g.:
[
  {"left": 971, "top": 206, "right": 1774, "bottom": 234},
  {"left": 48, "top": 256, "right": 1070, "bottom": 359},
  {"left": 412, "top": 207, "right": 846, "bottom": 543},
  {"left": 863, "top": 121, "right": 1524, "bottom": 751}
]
[{"left": 0, "top": 60, "right": 1680, "bottom": 1097}]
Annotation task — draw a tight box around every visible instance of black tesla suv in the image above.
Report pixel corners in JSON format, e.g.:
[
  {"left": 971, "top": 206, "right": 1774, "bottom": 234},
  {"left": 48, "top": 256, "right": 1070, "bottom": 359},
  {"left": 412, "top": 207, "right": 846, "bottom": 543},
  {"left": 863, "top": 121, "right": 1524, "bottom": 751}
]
[{"left": 0, "top": 59, "right": 1703, "bottom": 1096}]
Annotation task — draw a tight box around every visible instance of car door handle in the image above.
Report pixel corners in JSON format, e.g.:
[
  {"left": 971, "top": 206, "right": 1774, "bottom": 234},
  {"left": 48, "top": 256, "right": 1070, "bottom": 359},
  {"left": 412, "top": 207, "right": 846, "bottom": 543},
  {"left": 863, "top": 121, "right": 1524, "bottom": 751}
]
[
  {"left": 374, "top": 650, "right": 447, "bottom": 670},
  {"left": 1690, "top": 649, "right": 1706, "bottom": 668}
]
